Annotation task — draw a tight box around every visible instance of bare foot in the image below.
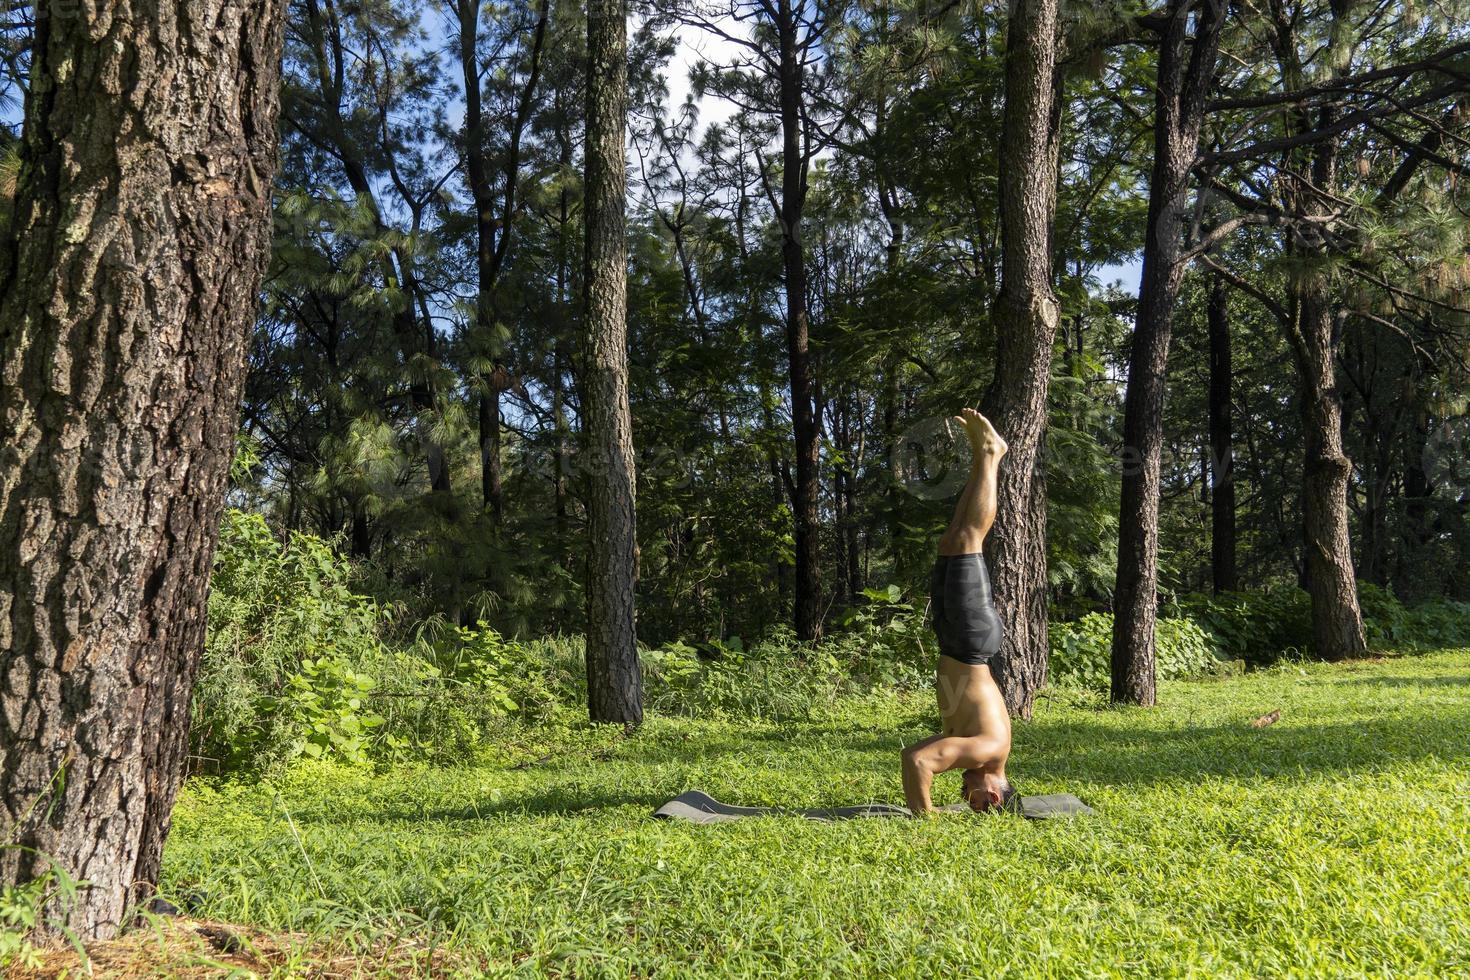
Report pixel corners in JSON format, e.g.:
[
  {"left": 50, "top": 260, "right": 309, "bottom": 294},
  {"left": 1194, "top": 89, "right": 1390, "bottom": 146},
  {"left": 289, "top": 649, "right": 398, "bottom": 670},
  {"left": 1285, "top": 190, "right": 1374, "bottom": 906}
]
[{"left": 953, "top": 407, "right": 1008, "bottom": 457}]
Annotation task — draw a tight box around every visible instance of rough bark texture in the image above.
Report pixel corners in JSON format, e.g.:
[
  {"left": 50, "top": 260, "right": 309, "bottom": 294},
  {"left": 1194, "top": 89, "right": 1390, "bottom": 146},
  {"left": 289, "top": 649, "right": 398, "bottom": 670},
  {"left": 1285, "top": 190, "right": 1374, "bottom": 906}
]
[
  {"left": 1207, "top": 273, "right": 1238, "bottom": 593},
  {"left": 981, "top": 0, "right": 1063, "bottom": 720},
  {"left": 1293, "top": 283, "right": 1369, "bottom": 659},
  {"left": 775, "top": 0, "right": 822, "bottom": 644},
  {"left": 1272, "top": 6, "right": 1368, "bottom": 661},
  {"left": 582, "top": 0, "right": 642, "bottom": 725},
  {"left": 0, "top": 0, "right": 286, "bottom": 938},
  {"left": 1110, "top": 0, "right": 1223, "bottom": 706}
]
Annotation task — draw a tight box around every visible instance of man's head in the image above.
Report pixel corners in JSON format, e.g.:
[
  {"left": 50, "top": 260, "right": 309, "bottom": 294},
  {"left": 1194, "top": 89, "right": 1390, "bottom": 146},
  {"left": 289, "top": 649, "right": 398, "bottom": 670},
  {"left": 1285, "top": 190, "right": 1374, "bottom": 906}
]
[{"left": 962, "top": 769, "right": 1013, "bottom": 813}]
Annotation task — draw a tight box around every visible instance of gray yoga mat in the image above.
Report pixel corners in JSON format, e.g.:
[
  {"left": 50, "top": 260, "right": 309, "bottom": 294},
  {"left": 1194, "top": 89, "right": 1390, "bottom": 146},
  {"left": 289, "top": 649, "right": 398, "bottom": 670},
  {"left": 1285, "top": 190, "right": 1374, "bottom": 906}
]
[{"left": 652, "top": 789, "right": 1094, "bottom": 824}]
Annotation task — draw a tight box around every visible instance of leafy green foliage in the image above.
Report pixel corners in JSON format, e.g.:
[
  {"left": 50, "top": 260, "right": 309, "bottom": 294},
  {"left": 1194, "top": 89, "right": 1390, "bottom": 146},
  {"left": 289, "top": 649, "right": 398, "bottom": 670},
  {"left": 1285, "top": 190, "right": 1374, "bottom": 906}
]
[
  {"left": 1358, "top": 584, "right": 1470, "bottom": 651},
  {"left": 643, "top": 637, "right": 843, "bottom": 721},
  {"left": 197, "top": 511, "right": 393, "bottom": 769},
  {"left": 0, "top": 850, "right": 83, "bottom": 972},
  {"left": 827, "top": 586, "right": 932, "bottom": 686},
  {"left": 1168, "top": 585, "right": 1470, "bottom": 665},
  {"left": 1167, "top": 588, "right": 1316, "bottom": 666},
  {"left": 0, "top": 870, "right": 48, "bottom": 972},
  {"left": 284, "top": 656, "right": 386, "bottom": 765},
  {"left": 200, "top": 513, "right": 543, "bottom": 770},
  {"left": 201, "top": 509, "right": 1470, "bottom": 769},
  {"left": 1049, "top": 613, "right": 1224, "bottom": 689}
]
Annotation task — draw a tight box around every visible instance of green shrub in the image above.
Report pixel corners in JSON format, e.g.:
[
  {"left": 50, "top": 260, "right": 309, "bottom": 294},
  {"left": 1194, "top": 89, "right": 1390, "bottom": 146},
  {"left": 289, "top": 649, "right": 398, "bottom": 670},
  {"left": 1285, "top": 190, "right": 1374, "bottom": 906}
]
[
  {"left": 282, "top": 654, "right": 386, "bottom": 765},
  {"left": 1168, "top": 585, "right": 1470, "bottom": 663},
  {"left": 826, "top": 586, "right": 932, "bottom": 690},
  {"left": 1166, "top": 588, "right": 1315, "bottom": 665},
  {"left": 641, "top": 588, "right": 940, "bottom": 720},
  {"left": 198, "top": 513, "right": 1470, "bottom": 765},
  {"left": 381, "top": 623, "right": 579, "bottom": 759},
  {"left": 643, "top": 635, "right": 848, "bottom": 721},
  {"left": 1358, "top": 583, "right": 1470, "bottom": 650},
  {"left": 197, "top": 510, "right": 393, "bottom": 769},
  {"left": 1049, "top": 613, "right": 1224, "bottom": 690},
  {"left": 200, "top": 512, "right": 542, "bottom": 770},
  {"left": 0, "top": 871, "right": 50, "bottom": 972},
  {"left": 0, "top": 850, "right": 82, "bottom": 972}
]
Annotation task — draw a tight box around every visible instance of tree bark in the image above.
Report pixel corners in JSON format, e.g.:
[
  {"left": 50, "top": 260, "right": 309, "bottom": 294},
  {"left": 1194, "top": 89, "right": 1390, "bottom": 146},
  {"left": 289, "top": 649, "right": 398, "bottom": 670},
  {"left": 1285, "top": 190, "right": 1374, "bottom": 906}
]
[
  {"left": 1293, "top": 283, "right": 1368, "bottom": 659},
  {"left": 1272, "top": 4, "right": 1368, "bottom": 661},
  {"left": 582, "top": 0, "right": 642, "bottom": 725},
  {"left": 1207, "top": 273, "right": 1238, "bottom": 592},
  {"left": 1110, "top": 0, "right": 1223, "bottom": 706},
  {"left": 774, "top": 0, "right": 822, "bottom": 643},
  {"left": 0, "top": 0, "right": 286, "bottom": 938},
  {"left": 981, "top": 0, "right": 1063, "bottom": 720}
]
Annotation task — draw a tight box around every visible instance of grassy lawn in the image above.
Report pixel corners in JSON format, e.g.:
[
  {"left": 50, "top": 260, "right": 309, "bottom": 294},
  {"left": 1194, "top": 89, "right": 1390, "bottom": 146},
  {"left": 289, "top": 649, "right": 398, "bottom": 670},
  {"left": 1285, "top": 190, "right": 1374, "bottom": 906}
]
[{"left": 157, "top": 649, "right": 1470, "bottom": 977}]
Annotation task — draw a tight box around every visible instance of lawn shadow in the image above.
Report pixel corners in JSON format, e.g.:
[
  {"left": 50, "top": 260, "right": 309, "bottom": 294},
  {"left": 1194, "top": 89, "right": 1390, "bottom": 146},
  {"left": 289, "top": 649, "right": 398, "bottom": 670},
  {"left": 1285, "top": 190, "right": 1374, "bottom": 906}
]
[
  {"left": 318, "top": 781, "right": 678, "bottom": 824},
  {"left": 305, "top": 686, "right": 1470, "bottom": 825}
]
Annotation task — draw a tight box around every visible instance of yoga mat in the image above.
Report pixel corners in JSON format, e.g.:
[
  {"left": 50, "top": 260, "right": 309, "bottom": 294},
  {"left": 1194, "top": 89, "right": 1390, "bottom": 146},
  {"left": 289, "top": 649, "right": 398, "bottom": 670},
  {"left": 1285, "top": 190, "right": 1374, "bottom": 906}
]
[{"left": 652, "top": 789, "right": 1094, "bottom": 824}]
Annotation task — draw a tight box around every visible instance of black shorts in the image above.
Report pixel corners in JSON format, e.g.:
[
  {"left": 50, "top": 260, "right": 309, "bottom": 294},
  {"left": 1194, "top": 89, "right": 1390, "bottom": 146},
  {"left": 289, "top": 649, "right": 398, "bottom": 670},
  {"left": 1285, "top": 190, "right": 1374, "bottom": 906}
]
[{"left": 930, "top": 553, "right": 1004, "bottom": 666}]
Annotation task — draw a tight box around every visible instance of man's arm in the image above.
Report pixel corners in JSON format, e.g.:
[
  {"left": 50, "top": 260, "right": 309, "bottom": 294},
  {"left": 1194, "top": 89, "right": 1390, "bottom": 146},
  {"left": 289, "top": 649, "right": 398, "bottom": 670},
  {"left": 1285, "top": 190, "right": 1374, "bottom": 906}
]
[{"left": 901, "top": 735, "right": 993, "bottom": 814}]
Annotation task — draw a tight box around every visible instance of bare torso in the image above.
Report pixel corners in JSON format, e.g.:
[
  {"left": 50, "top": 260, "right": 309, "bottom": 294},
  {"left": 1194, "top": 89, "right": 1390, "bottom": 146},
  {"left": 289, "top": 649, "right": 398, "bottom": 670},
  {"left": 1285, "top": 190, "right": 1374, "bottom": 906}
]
[{"left": 937, "top": 654, "right": 1012, "bottom": 741}]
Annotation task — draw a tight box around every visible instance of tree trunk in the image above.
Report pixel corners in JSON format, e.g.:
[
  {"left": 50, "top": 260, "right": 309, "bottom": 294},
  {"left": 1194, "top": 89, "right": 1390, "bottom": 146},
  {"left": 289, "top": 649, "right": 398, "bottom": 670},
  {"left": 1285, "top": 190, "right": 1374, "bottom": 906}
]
[
  {"left": 582, "top": 0, "right": 642, "bottom": 725},
  {"left": 1207, "top": 273, "right": 1238, "bottom": 593},
  {"left": 1294, "top": 285, "right": 1369, "bottom": 659},
  {"left": 1275, "top": 14, "right": 1368, "bottom": 661},
  {"left": 1398, "top": 413, "right": 1433, "bottom": 598},
  {"left": 458, "top": 0, "right": 549, "bottom": 521},
  {"left": 479, "top": 389, "right": 503, "bottom": 520},
  {"left": 981, "top": 0, "right": 1063, "bottom": 720},
  {"left": 1110, "top": 0, "right": 1223, "bottom": 706},
  {"left": 775, "top": 0, "right": 822, "bottom": 643},
  {"left": 0, "top": 0, "right": 286, "bottom": 938}
]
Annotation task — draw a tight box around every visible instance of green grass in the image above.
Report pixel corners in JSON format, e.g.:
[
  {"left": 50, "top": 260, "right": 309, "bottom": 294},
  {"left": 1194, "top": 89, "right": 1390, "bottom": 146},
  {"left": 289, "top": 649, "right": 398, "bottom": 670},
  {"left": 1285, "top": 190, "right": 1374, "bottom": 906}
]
[{"left": 163, "top": 650, "right": 1470, "bottom": 977}]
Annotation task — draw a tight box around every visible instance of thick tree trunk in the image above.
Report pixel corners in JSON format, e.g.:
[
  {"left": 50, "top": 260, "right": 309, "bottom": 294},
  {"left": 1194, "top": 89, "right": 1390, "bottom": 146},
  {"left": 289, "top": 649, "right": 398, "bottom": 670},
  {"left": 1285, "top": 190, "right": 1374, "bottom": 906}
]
[
  {"left": 981, "top": 0, "right": 1063, "bottom": 719},
  {"left": 775, "top": 0, "right": 822, "bottom": 643},
  {"left": 0, "top": 0, "right": 285, "bottom": 938},
  {"left": 1294, "top": 285, "right": 1369, "bottom": 659},
  {"left": 1207, "top": 273, "right": 1238, "bottom": 593},
  {"left": 1110, "top": 0, "right": 1222, "bottom": 706},
  {"left": 1273, "top": 16, "right": 1368, "bottom": 660},
  {"left": 582, "top": 0, "right": 642, "bottom": 725}
]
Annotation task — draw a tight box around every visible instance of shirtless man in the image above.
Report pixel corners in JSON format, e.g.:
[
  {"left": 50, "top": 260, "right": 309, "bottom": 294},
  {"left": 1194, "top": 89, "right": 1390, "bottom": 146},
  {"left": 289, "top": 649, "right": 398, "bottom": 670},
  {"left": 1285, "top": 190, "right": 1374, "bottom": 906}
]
[{"left": 901, "top": 408, "right": 1015, "bottom": 815}]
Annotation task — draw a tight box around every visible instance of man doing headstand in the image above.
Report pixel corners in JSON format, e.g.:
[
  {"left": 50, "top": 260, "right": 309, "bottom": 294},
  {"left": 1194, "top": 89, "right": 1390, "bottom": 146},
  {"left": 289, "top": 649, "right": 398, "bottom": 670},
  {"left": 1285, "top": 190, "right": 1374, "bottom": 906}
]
[{"left": 901, "top": 408, "right": 1015, "bottom": 815}]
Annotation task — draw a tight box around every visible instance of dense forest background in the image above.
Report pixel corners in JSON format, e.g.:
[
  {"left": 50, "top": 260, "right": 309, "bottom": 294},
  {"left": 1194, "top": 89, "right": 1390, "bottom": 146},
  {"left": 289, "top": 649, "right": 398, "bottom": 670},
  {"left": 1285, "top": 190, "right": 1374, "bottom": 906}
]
[{"left": 3, "top": 0, "right": 1468, "bottom": 653}]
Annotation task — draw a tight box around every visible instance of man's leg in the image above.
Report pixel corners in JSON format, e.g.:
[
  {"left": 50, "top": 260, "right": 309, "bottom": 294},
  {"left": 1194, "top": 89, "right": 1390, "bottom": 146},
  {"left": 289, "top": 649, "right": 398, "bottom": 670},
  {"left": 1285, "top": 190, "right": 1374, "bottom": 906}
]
[{"left": 938, "top": 409, "right": 1006, "bottom": 556}]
